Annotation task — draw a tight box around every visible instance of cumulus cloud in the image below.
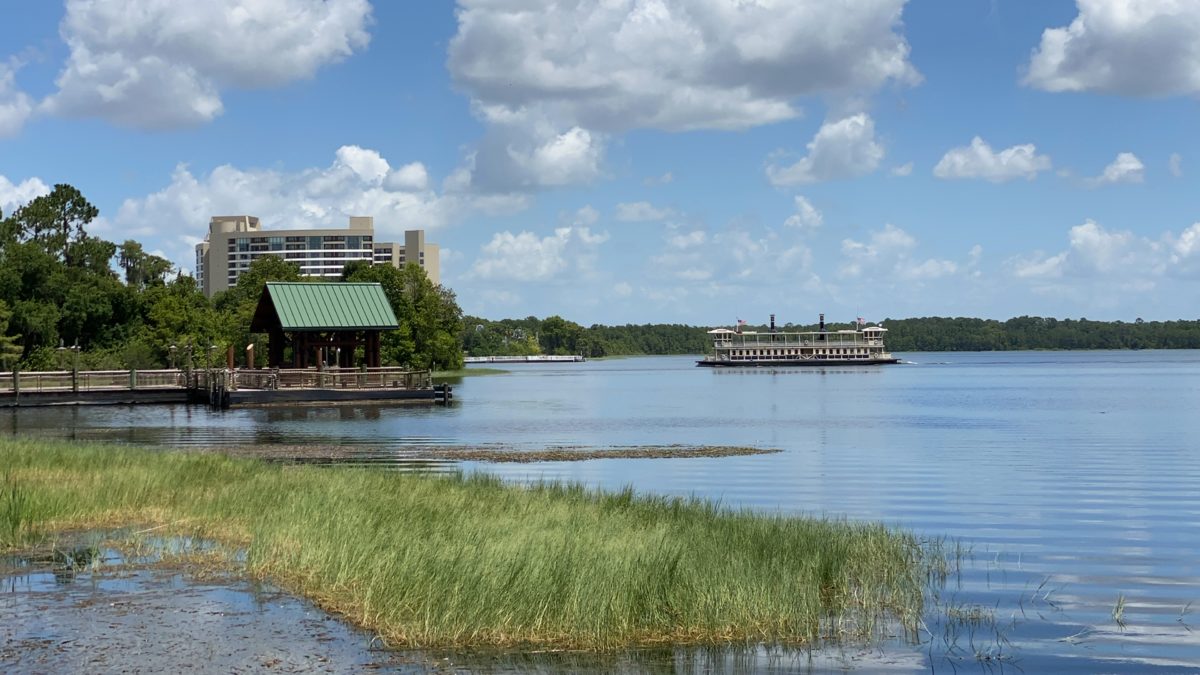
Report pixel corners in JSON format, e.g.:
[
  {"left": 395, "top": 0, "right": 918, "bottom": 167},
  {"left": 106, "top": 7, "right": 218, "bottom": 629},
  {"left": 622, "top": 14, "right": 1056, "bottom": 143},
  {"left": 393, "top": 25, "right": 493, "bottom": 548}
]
[
  {"left": 112, "top": 145, "right": 529, "bottom": 270},
  {"left": 0, "top": 175, "right": 50, "bottom": 214},
  {"left": 890, "top": 162, "right": 914, "bottom": 177},
  {"left": 615, "top": 201, "right": 673, "bottom": 222},
  {"left": 840, "top": 224, "right": 958, "bottom": 280},
  {"left": 0, "top": 61, "right": 33, "bottom": 138},
  {"left": 933, "top": 136, "right": 1052, "bottom": 183},
  {"left": 1024, "top": 0, "right": 1200, "bottom": 96},
  {"left": 448, "top": 1, "right": 917, "bottom": 191},
  {"left": 651, "top": 225, "right": 814, "bottom": 285},
  {"left": 1089, "top": 151, "right": 1145, "bottom": 186},
  {"left": 41, "top": 0, "right": 372, "bottom": 128},
  {"left": 463, "top": 124, "right": 606, "bottom": 191},
  {"left": 1010, "top": 220, "right": 1171, "bottom": 293},
  {"left": 449, "top": 0, "right": 917, "bottom": 135},
  {"left": 766, "top": 113, "right": 885, "bottom": 185},
  {"left": 1169, "top": 152, "right": 1183, "bottom": 177},
  {"left": 783, "top": 196, "right": 822, "bottom": 230},
  {"left": 468, "top": 227, "right": 609, "bottom": 282}
]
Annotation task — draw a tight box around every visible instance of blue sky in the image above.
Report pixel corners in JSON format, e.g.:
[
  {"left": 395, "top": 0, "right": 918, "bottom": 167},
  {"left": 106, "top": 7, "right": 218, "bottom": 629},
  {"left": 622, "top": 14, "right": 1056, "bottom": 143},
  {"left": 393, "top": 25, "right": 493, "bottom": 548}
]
[{"left": 2, "top": 0, "right": 1198, "bottom": 325}]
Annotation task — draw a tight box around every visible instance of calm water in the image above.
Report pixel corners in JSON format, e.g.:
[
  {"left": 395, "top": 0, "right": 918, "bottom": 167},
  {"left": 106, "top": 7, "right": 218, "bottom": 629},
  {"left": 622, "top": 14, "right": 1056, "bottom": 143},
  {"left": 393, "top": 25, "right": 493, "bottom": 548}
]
[{"left": 4, "top": 351, "right": 1200, "bottom": 672}]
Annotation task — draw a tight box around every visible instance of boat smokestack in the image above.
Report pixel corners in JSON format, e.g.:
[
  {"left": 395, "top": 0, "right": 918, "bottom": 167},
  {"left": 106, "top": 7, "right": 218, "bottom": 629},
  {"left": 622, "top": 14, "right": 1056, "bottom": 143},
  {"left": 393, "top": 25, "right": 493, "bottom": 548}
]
[
  {"left": 770, "top": 314, "right": 776, "bottom": 333},
  {"left": 819, "top": 313, "right": 825, "bottom": 332}
]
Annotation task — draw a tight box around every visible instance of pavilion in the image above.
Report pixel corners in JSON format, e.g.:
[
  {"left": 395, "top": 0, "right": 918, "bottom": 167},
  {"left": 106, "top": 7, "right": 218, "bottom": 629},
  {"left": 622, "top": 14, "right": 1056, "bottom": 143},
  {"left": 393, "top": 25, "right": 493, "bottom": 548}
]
[{"left": 250, "top": 282, "right": 399, "bottom": 368}]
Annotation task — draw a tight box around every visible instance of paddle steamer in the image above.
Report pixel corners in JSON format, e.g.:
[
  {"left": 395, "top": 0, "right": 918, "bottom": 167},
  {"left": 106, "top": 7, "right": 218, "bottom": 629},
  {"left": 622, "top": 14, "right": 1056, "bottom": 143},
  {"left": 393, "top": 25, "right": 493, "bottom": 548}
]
[{"left": 697, "top": 314, "right": 898, "bottom": 367}]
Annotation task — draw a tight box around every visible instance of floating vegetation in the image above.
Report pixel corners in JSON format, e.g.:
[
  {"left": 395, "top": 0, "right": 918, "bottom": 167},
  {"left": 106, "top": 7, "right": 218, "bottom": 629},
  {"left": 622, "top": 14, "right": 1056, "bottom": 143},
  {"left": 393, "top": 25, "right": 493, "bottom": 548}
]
[
  {"left": 1, "top": 437, "right": 929, "bottom": 650},
  {"left": 206, "top": 443, "right": 780, "bottom": 464}
]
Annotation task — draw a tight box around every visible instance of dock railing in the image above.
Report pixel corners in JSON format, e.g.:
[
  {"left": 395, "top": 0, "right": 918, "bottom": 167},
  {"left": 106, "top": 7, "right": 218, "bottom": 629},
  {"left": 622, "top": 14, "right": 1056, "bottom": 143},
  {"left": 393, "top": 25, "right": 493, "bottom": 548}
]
[
  {"left": 0, "top": 367, "right": 432, "bottom": 394},
  {"left": 233, "top": 367, "right": 431, "bottom": 391},
  {"left": 0, "top": 369, "right": 185, "bottom": 394}
]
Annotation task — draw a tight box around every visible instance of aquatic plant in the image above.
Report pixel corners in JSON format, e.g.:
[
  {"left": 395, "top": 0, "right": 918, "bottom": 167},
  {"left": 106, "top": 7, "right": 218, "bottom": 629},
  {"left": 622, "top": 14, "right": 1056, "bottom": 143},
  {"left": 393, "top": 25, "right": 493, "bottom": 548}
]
[{"left": 0, "top": 437, "right": 932, "bottom": 649}]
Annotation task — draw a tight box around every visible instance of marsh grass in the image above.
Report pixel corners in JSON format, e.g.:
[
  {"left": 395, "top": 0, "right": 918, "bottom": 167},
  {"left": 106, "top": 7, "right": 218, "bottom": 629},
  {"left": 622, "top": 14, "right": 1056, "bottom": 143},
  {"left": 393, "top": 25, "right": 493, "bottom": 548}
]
[
  {"left": 1, "top": 437, "right": 930, "bottom": 650},
  {"left": 432, "top": 367, "right": 510, "bottom": 378}
]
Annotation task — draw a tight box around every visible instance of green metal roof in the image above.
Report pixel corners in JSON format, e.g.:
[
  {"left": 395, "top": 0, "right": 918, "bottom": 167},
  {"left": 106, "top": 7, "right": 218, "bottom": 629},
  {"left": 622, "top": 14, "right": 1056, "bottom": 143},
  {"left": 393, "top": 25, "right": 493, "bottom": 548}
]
[{"left": 253, "top": 282, "right": 399, "bottom": 331}]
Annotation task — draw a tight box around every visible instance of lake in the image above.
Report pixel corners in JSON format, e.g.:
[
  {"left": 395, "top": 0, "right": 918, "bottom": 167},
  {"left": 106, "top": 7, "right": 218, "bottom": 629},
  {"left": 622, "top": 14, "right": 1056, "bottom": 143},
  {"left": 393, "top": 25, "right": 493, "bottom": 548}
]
[{"left": 4, "top": 351, "right": 1199, "bottom": 672}]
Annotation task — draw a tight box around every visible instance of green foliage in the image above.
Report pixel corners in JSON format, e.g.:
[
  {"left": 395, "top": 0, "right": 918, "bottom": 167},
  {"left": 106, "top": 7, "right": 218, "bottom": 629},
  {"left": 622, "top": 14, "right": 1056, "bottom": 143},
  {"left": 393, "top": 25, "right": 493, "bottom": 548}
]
[
  {"left": 0, "top": 300, "right": 22, "bottom": 369},
  {"left": 879, "top": 315, "right": 1200, "bottom": 351},
  {"left": 463, "top": 316, "right": 710, "bottom": 357},
  {"left": 346, "top": 263, "right": 465, "bottom": 369},
  {"left": 1, "top": 184, "right": 99, "bottom": 261},
  {"left": 0, "top": 186, "right": 469, "bottom": 371}
]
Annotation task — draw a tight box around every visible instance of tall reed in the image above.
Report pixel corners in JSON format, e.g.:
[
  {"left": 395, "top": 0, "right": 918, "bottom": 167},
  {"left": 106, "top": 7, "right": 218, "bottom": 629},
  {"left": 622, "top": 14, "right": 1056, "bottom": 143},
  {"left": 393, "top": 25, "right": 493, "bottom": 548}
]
[{"left": 1, "top": 437, "right": 929, "bottom": 649}]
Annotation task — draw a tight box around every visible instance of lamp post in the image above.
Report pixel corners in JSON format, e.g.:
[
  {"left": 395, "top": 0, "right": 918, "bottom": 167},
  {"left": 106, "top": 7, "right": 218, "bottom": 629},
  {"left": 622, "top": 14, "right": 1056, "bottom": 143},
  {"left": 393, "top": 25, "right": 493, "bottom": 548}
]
[
  {"left": 70, "top": 343, "right": 80, "bottom": 393},
  {"left": 168, "top": 344, "right": 177, "bottom": 370},
  {"left": 207, "top": 345, "right": 218, "bottom": 370}
]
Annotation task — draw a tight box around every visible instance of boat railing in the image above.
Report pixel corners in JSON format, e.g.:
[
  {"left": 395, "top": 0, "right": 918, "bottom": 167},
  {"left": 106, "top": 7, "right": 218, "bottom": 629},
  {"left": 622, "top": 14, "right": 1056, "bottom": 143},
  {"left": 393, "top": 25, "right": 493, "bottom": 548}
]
[{"left": 712, "top": 336, "right": 885, "bottom": 348}]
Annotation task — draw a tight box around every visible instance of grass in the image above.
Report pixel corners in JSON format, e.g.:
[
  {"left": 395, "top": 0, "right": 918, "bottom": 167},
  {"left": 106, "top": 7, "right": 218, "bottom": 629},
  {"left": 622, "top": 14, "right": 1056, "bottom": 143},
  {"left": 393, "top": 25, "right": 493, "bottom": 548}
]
[
  {"left": 432, "top": 367, "right": 510, "bottom": 378},
  {"left": 0, "top": 437, "right": 930, "bottom": 650}
]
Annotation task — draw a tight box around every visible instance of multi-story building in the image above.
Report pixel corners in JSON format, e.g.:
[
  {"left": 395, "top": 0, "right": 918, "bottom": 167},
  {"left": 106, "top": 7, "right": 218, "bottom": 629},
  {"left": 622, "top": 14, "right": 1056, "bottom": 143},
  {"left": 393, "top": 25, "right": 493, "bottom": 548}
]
[{"left": 195, "top": 216, "right": 439, "bottom": 297}]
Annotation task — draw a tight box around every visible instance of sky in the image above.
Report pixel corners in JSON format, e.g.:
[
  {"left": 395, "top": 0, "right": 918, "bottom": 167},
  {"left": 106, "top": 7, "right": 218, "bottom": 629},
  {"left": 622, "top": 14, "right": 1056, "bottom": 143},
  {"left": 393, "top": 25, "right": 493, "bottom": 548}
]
[{"left": 1, "top": 0, "right": 1198, "bottom": 326}]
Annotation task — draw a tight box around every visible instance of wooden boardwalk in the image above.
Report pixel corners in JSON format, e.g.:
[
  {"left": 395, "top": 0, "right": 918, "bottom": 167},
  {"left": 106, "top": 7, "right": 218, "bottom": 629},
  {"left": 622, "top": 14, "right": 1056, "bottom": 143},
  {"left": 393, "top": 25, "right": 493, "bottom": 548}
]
[{"left": 0, "top": 367, "right": 450, "bottom": 409}]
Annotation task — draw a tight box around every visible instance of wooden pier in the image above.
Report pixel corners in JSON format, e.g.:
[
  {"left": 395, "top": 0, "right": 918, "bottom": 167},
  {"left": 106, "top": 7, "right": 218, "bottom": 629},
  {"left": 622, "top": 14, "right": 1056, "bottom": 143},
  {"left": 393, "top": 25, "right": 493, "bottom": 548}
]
[
  {"left": 0, "top": 367, "right": 450, "bottom": 409},
  {"left": 463, "top": 355, "right": 585, "bottom": 363}
]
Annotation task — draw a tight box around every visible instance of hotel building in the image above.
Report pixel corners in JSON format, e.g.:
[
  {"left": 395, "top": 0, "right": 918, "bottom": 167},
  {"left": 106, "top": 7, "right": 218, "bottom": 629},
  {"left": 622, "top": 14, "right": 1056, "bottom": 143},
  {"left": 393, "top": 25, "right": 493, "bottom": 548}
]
[{"left": 195, "top": 216, "right": 439, "bottom": 297}]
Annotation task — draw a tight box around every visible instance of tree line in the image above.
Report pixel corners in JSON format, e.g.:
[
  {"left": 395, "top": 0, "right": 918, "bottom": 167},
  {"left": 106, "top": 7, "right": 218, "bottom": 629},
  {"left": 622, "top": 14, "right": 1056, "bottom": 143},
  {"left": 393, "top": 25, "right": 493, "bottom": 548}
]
[
  {"left": 462, "top": 314, "right": 1200, "bottom": 357},
  {"left": 0, "top": 185, "right": 463, "bottom": 371},
  {"left": 5, "top": 185, "right": 1199, "bottom": 371}
]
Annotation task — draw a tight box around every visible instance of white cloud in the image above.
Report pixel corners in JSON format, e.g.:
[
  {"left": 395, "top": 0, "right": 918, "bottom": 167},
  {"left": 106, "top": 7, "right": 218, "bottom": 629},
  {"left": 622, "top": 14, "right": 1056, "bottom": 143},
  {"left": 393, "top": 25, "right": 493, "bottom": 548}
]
[
  {"left": 41, "top": 0, "right": 372, "bottom": 129},
  {"left": 933, "top": 136, "right": 1051, "bottom": 183},
  {"left": 112, "top": 145, "right": 529, "bottom": 270},
  {"left": 466, "top": 124, "right": 606, "bottom": 191},
  {"left": 0, "top": 175, "right": 50, "bottom": 215},
  {"left": 1024, "top": 0, "right": 1200, "bottom": 96},
  {"left": 783, "top": 196, "right": 822, "bottom": 230},
  {"left": 643, "top": 171, "right": 674, "bottom": 187},
  {"left": 1089, "top": 151, "right": 1145, "bottom": 186},
  {"left": 384, "top": 162, "right": 430, "bottom": 192},
  {"left": 0, "top": 61, "right": 33, "bottom": 138},
  {"left": 890, "top": 162, "right": 914, "bottom": 177},
  {"left": 448, "top": 1, "right": 917, "bottom": 192},
  {"left": 468, "top": 227, "right": 609, "bottom": 282},
  {"left": 615, "top": 201, "right": 673, "bottom": 222},
  {"left": 840, "top": 224, "right": 958, "bottom": 280},
  {"left": 1011, "top": 220, "right": 1167, "bottom": 282},
  {"left": 666, "top": 230, "right": 707, "bottom": 249},
  {"left": 566, "top": 205, "right": 600, "bottom": 228},
  {"left": 449, "top": 0, "right": 917, "bottom": 135},
  {"left": 651, "top": 227, "right": 813, "bottom": 284},
  {"left": 613, "top": 282, "right": 633, "bottom": 298},
  {"left": 1169, "top": 152, "right": 1183, "bottom": 177},
  {"left": 766, "top": 113, "right": 885, "bottom": 185}
]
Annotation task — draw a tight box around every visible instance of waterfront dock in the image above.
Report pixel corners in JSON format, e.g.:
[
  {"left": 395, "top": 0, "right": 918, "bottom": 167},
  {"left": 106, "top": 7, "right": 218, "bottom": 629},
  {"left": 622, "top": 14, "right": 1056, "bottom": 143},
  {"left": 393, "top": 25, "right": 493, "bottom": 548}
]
[
  {"left": 463, "top": 355, "right": 585, "bottom": 363},
  {"left": 0, "top": 367, "right": 450, "bottom": 409}
]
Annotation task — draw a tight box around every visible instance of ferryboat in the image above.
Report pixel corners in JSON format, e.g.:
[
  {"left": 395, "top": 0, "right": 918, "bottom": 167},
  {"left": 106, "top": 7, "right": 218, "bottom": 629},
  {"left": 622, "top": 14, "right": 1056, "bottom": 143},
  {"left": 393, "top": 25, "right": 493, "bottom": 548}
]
[{"left": 696, "top": 314, "right": 899, "bottom": 367}]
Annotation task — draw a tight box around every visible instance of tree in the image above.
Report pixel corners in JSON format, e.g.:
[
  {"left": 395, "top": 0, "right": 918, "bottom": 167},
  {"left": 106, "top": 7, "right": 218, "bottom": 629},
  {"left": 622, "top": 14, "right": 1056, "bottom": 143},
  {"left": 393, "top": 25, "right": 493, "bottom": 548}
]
[
  {"left": 345, "top": 263, "right": 464, "bottom": 370},
  {"left": 0, "top": 300, "right": 22, "bottom": 369},
  {"left": 119, "top": 239, "right": 174, "bottom": 288},
  {"left": 213, "top": 256, "right": 303, "bottom": 358},
  {"left": 4, "top": 184, "right": 99, "bottom": 261}
]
